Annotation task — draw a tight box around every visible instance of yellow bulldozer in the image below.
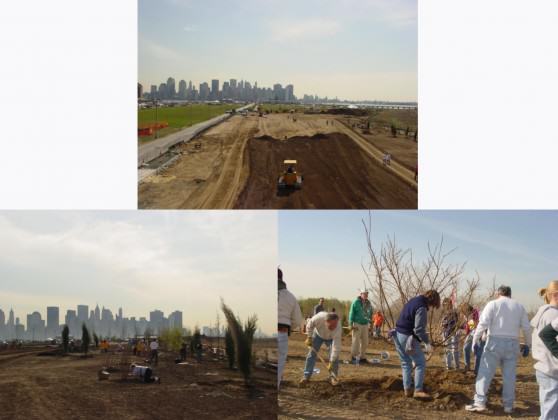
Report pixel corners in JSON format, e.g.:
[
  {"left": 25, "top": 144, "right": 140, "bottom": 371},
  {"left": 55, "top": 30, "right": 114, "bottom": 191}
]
[{"left": 277, "top": 160, "right": 303, "bottom": 190}]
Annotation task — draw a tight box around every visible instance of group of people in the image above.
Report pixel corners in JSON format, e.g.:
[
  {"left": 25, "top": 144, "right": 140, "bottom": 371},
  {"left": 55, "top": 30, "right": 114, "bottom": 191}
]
[
  {"left": 131, "top": 338, "right": 159, "bottom": 365},
  {"left": 278, "top": 267, "right": 558, "bottom": 419}
]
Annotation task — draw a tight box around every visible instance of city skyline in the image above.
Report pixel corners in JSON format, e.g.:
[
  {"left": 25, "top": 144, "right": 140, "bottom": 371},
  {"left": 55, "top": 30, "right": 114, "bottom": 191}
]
[
  {"left": 0, "top": 211, "right": 277, "bottom": 335},
  {"left": 139, "top": 76, "right": 296, "bottom": 103},
  {"left": 139, "top": 0, "right": 417, "bottom": 102}
]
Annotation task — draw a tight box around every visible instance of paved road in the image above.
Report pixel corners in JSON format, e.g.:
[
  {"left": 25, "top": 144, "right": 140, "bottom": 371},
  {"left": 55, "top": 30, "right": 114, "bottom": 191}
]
[{"left": 138, "top": 103, "right": 254, "bottom": 166}]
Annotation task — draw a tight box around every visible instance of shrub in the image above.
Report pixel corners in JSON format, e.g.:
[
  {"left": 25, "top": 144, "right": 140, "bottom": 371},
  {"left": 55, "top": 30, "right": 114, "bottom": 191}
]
[
  {"left": 221, "top": 300, "right": 258, "bottom": 386},
  {"left": 82, "top": 324, "right": 91, "bottom": 355},
  {"left": 225, "top": 328, "right": 235, "bottom": 369},
  {"left": 62, "top": 325, "right": 69, "bottom": 353}
]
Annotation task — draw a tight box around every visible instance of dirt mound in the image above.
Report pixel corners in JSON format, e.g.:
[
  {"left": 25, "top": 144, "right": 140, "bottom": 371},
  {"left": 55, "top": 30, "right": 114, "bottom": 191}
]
[
  {"left": 327, "top": 108, "right": 369, "bottom": 116},
  {"left": 235, "top": 133, "right": 416, "bottom": 209}
]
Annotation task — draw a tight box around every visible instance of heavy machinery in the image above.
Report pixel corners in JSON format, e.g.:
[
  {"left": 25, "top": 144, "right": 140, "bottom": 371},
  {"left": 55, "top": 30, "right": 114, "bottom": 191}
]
[{"left": 277, "top": 160, "right": 303, "bottom": 190}]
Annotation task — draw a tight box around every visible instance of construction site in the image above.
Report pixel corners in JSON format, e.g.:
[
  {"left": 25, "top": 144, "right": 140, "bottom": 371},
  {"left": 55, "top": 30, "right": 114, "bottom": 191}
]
[
  {"left": 138, "top": 107, "right": 418, "bottom": 209},
  {"left": 279, "top": 333, "right": 539, "bottom": 420},
  {"left": 0, "top": 337, "right": 277, "bottom": 419}
]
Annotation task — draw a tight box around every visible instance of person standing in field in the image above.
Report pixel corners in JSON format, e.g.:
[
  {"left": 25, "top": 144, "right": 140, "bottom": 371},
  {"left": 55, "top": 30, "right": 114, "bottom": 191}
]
[
  {"left": 530, "top": 281, "right": 558, "bottom": 420},
  {"left": 278, "top": 268, "right": 303, "bottom": 390},
  {"left": 349, "top": 289, "right": 373, "bottom": 363},
  {"left": 373, "top": 310, "right": 384, "bottom": 338},
  {"left": 441, "top": 298, "right": 461, "bottom": 370},
  {"left": 314, "top": 298, "right": 326, "bottom": 315},
  {"left": 393, "top": 290, "right": 440, "bottom": 399},
  {"left": 465, "top": 285, "right": 531, "bottom": 414},
  {"left": 462, "top": 304, "right": 480, "bottom": 373},
  {"left": 299, "top": 311, "right": 342, "bottom": 387},
  {"left": 149, "top": 339, "right": 159, "bottom": 365}
]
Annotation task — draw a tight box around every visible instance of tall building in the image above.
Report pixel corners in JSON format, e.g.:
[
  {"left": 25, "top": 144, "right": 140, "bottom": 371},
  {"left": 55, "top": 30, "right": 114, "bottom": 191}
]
[
  {"left": 46, "top": 306, "right": 59, "bottom": 337},
  {"left": 150, "top": 85, "right": 157, "bottom": 99},
  {"left": 199, "top": 82, "right": 210, "bottom": 101},
  {"left": 166, "top": 77, "right": 176, "bottom": 99},
  {"left": 138, "top": 83, "right": 143, "bottom": 99},
  {"left": 158, "top": 83, "right": 167, "bottom": 100},
  {"left": 285, "top": 84, "right": 294, "bottom": 102},
  {"left": 211, "top": 79, "right": 219, "bottom": 99},
  {"left": 77, "top": 305, "right": 88, "bottom": 325},
  {"left": 26, "top": 311, "right": 45, "bottom": 341},
  {"left": 178, "top": 79, "right": 187, "bottom": 99},
  {"left": 65, "top": 310, "right": 77, "bottom": 336},
  {"left": 149, "top": 310, "right": 164, "bottom": 334},
  {"left": 168, "top": 310, "right": 183, "bottom": 330}
]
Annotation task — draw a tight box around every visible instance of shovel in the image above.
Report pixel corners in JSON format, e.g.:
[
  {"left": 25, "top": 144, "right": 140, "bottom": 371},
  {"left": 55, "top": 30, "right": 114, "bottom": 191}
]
[{"left": 308, "top": 346, "right": 339, "bottom": 385}]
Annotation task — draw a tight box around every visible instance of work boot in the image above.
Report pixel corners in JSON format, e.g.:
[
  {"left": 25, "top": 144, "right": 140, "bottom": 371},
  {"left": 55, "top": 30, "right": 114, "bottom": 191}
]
[
  {"left": 413, "top": 390, "right": 431, "bottom": 399},
  {"left": 404, "top": 389, "right": 413, "bottom": 398},
  {"left": 359, "top": 358, "right": 369, "bottom": 364},
  {"left": 504, "top": 407, "right": 513, "bottom": 414},
  {"left": 298, "top": 377, "right": 309, "bottom": 388},
  {"left": 329, "top": 376, "right": 339, "bottom": 386}
]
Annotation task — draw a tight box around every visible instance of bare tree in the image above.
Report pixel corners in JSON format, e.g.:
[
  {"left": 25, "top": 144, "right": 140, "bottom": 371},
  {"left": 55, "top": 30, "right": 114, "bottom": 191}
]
[{"left": 361, "top": 212, "right": 484, "bottom": 346}]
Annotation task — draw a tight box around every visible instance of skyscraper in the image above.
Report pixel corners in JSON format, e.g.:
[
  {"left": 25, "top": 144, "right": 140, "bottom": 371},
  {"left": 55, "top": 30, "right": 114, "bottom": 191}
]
[
  {"left": 77, "top": 305, "right": 88, "bottom": 324},
  {"left": 138, "top": 83, "right": 143, "bottom": 99},
  {"left": 285, "top": 84, "right": 294, "bottom": 102},
  {"left": 46, "top": 306, "right": 59, "bottom": 337},
  {"left": 211, "top": 79, "right": 219, "bottom": 99},
  {"left": 150, "top": 85, "right": 157, "bottom": 99},
  {"left": 149, "top": 310, "right": 164, "bottom": 334},
  {"left": 166, "top": 77, "right": 176, "bottom": 99},
  {"left": 168, "top": 310, "right": 183, "bottom": 330},
  {"left": 178, "top": 79, "right": 187, "bottom": 99}
]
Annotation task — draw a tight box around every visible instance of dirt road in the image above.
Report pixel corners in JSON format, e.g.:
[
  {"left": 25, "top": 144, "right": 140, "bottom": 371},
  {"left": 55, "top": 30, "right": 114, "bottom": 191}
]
[
  {"left": 139, "top": 113, "right": 417, "bottom": 209},
  {"left": 279, "top": 334, "right": 539, "bottom": 419},
  {"left": 139, "top": 115, "right": 258, "bottom": 209},
  {"left": 0, "top": 345, "right": 276, "bottom": 420}
]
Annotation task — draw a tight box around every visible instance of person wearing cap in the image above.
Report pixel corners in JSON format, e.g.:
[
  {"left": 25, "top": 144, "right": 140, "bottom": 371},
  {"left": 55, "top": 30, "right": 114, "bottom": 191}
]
[
  {"left": 530, "top": 280, "right": 558, "bottom": 420},
  {"left": 465, "top": 285, "right": 532, "bottom": 414},
  {"left": 299, "top": 311, "right": 342, "bottom": 386},
  {"left": 394, "top": 290, "right": 440, "bottom": 399},
  {"left": 278, "top": 268, "right": 303, "bottom": 390},
  {"left": 349, "top": 289, "right": 373, "bottom": 363}
]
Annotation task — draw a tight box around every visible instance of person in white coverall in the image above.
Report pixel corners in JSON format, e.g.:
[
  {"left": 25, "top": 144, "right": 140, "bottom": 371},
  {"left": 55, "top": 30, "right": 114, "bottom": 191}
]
[
  {"left": 465, "top": 285, "right": 531, "bottom": 414},
  {"left": 277, "top": 268, "right": 302, "bottom": 389}
]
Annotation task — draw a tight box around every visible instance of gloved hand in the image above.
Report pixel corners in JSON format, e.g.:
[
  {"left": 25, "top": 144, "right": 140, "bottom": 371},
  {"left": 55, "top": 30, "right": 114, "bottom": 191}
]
[
  {"left": 305, "top": 337, "right": 312, "bottom": 347},
  {"left": 424, "top": 343, "right": 432, "bottom": 353},
  {"left": 522, "top": 345, "right": 530, "bottom": 358},
  {"left": 327, "top": 362, "right": 333, "bottom": 372}
]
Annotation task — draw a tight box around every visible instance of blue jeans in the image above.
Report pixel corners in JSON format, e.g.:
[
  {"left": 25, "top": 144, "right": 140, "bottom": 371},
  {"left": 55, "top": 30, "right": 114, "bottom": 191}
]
[
  {"left": 303, "top": 333, "right": 339, "bottom": 379},
  {"left": 474, "top": 336, "right": 519, "bottom": 409},
  {"left": 464, "top": 333, "right": 473, "bottom": 368},
  {"left": 394, "top": 331, "right": 426, "bottom": 391},
  {"left": 536, "top": 370, "right": 558, "bottom": 420},
  {"left": 474, "top": 340, "right": 485, "bottom": 376},
  {"left": 444, "top": 333, "right": 460, "bottom": 369},
  {"left": 277, "top": 332, "right": 288, "bottom": 389}
]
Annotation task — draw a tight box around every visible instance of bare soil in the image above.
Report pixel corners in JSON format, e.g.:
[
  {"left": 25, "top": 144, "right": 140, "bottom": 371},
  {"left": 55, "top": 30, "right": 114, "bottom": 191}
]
[
  {"left": 236, "top": 133, "right": 416, "bottom": 209},
  {"left": 279, "top": 334, "right": 539, "bottom": 419},
  {"left": 138, "top": 113, "right": 417, "bottom": 209},
  {"left": 0, "top": 343, "right": 277, "bottom": 420}
]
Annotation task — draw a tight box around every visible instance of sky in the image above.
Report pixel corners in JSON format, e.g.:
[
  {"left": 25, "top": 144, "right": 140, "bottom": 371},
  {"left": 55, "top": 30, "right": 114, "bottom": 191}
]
[
  {"left": 0, "top": 211, "right": 277, "bottom": 334},
  {"left": 138, "top": 0, "right": 417, "bottom": 102},
  {"left": 279, "top": 211, "right": 558, "bottom": 311}
]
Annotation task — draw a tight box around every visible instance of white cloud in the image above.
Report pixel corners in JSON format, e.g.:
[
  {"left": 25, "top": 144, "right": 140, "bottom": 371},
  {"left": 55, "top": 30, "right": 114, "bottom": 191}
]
[{"left": 183, "top": 24, "right": 197, "bottom": 32}]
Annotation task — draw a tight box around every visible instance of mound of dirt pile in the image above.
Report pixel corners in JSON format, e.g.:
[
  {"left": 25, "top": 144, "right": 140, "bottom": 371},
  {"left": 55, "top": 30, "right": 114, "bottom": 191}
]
[{"left": 235, "top": 133, "right": 416, "bottom": 209}]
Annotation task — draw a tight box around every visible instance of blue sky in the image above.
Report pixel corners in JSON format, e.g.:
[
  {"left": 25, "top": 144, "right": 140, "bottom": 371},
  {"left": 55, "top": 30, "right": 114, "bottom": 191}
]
[
  {"left": 0, "top": 211, "right": 277, "bottom": 333},
  {"left": 279, "top": 211, "right": 558, "bottom": 310},
  {"left": 139, "top": 0, "right": 417, "bottom": 101}
]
